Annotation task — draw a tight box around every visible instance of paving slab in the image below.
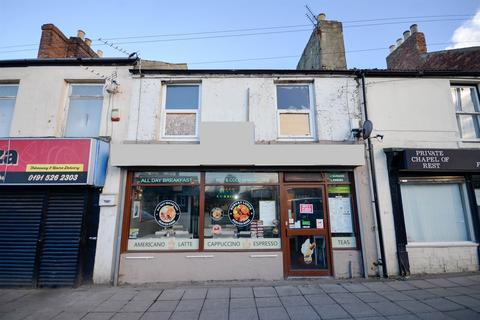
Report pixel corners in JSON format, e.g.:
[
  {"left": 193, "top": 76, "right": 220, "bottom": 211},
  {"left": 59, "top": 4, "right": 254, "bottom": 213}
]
[
  {"left": 368, "top": 301, "right": 410, "bottom": 316},
  {"left": 341, "top": 283, "right": 371, "bottom": 293},
  {"left": 285, "top": 305, "right": 320, "bottom": 320},
  {"left": 258, "top": 306, "right": 289, "bottom": 320},
  {"left": 416, "top": 311, "right": 453, "bottom": 320},
  {"left": 206, "top": 287, "right": 230, "bottom": 299},
  {"left": 199, "top": 309, "right": 228, "bottom": 320},
  {"left": 148, "top": 300, "right": 179, "bottom": 312},
  {"left": 395, "top": 300, "right": 436, "bottom": 313},
  {"left": 319, "top": 284, "right": 348, "bottom": 293},
  {"left": 82, "top": 313, "right": 116, "bottom": 320},
  {"left": 157, "top": 289, "right": 184, "bottom": 301},
  {"left": 304, "top": 293, "right": 337, "bottom": 305},
  {"left": 202, "top": 298, "right": 229, "bottom": 311},
  {"left": 175, "top": 298, "right": 204, "bottom": 311},
  {"left": 444, "top": 309, "right": 480, "bottom": 320},
  {"left": 362, "top": 282, "right": 393, "bottom": 292},
  {"left": 330, "top": 293, "right": 362, "bottom": 304},
  {"left": 139, "top": 312, "right": 171, "bottom": 320},
  {"left": 379, "top": 290, "right": 415, "bottom": 301},
  {"left": 341, "top": 302, "right": 380, "bottom": 318},
  {"left": 422, "top": 297, "right": 465, "bottom": 312},
  {"left": 311, "top": 303, "right": 350, "bottom": 319},
  {"left": 170, "top": 311, "right": 200, "bottom": 320},
  {"left": 230, "top": 297, "right": 255, "bottom": 309},
  {"left": 275, "top": 285, "right": 301, "bottom": 296},
  {"left": 229, "top": 308, "right": 258, "bottom": 320},
  {"left": 403, "top": 289, "right": 438, "bottom": 300},
  {"left": 231, "top": 287, "right": 253, "bottom": 298},
  {"left": 110, "top": 313, "right": 143, "bottom": 320},
  {"left": 255, "top": 297, "right": 282, "bottom": 308},
  {"left": 447, "top": 277, "right": 475, "bottom": 286},
  {"left": 408, "top": 280, "right": 437, "bottom": 289},
  {"left": 253, "top": 287, "right": 277, "bottom": 298},
  {"left": 354, "top": 292, "right": 389, "bottom": 303},
  {"left": 385, "top": 281, "right": 417, "bottom": 291},
  {"left": 182, "top": 288, "right": 207, "bottom": 300},
  {"left": 279, "top": 295, "right": 309, "bottom": 307},
  {"left": 425, "top": 278, "right": 459, "bottom": 288},
  {"left": 298, "top": 285, "right": 324, "bottom": 295},
  {"left": 120, "top": 299, "right": 154, "bottom": 312}
]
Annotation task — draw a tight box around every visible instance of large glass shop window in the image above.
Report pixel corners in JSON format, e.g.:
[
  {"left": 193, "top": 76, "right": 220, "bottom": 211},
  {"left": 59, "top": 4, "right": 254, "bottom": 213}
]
[
  {"left": 128, "top": 172, "right": 200, "bottom": 251},
  {"left": 204, "top": 172, "right": 281, "bottom": 250}
]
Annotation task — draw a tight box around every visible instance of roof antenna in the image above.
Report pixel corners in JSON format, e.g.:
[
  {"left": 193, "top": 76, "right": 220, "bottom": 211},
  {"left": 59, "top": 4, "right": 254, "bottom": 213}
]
[{"left": 305, "top": 5, "right": 318, "bottom": 28}]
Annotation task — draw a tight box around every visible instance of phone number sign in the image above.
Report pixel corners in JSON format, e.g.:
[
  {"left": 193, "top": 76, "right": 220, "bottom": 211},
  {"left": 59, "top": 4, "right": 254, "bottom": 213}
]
[{"left": 0, "top": 139, "right": 91, "bottom": 185}]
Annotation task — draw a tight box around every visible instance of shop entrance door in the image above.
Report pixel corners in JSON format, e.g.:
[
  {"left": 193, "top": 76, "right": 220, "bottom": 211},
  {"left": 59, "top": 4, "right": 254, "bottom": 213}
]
[{"left": 281, "top": 185, "right": 332, "bottom": 277}]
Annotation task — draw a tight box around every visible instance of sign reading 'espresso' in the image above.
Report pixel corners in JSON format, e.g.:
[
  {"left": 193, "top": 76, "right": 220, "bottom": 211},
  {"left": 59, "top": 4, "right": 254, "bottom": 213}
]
[{"left": 404, "top": 149, "right": 480, "bottom": 171}]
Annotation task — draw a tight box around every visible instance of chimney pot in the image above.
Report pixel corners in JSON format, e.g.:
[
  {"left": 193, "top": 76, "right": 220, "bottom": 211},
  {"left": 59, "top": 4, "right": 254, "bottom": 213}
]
[
  {"left": 410, "top": 24, "right": 418, "bottom": 34},
  {"left": 317, "top": 13, "right": 326, "bottom": 22},
  {"left": 396, "top": 38, "right": 403, "bottom": 46},
  {"left": 77, "top": 30, "right": 85, "bottom": 40},
  {"left": 389, "top": 45, "right": 396, "bottom": 53},
  {"left": 96, "top": 50, "right": 103, "bottom": 57},
  {"left": 85, "top": 38, "right": 92, "bottom": 47},
  {"left": 403, "top": 30, "right": 411, "bottom": 40}
]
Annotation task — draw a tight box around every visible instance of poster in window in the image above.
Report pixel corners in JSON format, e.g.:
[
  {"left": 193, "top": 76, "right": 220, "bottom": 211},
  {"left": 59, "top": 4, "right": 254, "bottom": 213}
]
[
  {"left": 259, "top": 200, "right": 276, "bottom": 226},
  {"left": 153, "top": 200, "right": 181, "bottom": 227},
  {"left": 328, "top": 196, "right": 353, "bottom": 233},
  {"left": 132, "top": 201, "right": 140, "bottom": 219}
]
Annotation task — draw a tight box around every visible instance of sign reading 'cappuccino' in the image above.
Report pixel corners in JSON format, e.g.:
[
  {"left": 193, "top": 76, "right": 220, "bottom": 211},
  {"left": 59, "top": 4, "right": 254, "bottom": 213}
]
[{"left": 403, "top": 149, "right": 480, "bottom": 171}]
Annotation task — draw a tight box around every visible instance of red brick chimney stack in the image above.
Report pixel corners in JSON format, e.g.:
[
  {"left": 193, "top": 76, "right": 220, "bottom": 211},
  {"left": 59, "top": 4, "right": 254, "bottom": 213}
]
[{"left": 37, "top": 24, "right": 99, "bottom": 59}]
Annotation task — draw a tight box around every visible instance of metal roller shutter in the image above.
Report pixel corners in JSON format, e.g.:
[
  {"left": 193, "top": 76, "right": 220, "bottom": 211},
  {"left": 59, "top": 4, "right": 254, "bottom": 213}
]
[
  {"left": 37, "top": 190, "right": 87, "bottom": 287},
  {"left": 0, "top": 190, "right": 44, "bottom": 287}
]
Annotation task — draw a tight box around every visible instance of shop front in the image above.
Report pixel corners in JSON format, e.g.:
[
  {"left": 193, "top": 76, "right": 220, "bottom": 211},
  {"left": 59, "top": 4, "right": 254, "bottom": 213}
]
[
  {"left": 0, "top": 138, "right": 109, "bottom": 287},
  {"left": 119, "top": 169, "right": 361, "bottom": 282},
  {"left": 385, "top": 148, "right": 480, "bottom": 275}
]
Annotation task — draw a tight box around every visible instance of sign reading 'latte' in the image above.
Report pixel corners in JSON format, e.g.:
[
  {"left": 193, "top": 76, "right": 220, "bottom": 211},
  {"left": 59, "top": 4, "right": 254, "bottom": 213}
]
[
  {"left": 228, "top": 200, "right": 255, "bottom": 227},
  {"left": 153, "top": 200, "right": 181, "bottom": 227}
]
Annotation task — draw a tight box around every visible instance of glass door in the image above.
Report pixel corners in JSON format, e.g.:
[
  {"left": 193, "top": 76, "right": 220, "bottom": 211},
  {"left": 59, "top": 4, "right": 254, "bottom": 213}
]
[{"left": 282, "top": 185, "right": 332, "bottom": 276}]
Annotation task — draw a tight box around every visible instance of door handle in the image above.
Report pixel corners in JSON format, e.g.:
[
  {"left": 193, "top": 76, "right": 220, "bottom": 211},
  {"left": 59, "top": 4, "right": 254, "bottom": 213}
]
[{"left": 89, "top": 237, "right": 97, "bottom": 240}]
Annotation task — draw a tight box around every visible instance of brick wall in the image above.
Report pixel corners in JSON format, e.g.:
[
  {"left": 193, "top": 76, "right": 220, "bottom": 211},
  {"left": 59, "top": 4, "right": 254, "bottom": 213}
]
[
  {"left": 38, "top": 24, "right": 98, "bottom": 59},
  {"left": 386, "top": 30, "right": 480, "bottom": 71}
]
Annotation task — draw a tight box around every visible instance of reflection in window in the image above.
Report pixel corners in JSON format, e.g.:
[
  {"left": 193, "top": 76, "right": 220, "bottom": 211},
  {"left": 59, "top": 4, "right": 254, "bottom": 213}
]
[
  {"left": 276, "top": 85, "right": 314, "bottom": 138},
  {"left": 128, "top": 186, "right": 200, "bottom": 251},
  {"left": 204, "top": 185, "right": 280, "bottom": 250},
  {"left": 0, "top": 84, "right": 18, "bottom": 137},
  {"left": 65, "top": 84, "right": 104, "bottom": 137}
]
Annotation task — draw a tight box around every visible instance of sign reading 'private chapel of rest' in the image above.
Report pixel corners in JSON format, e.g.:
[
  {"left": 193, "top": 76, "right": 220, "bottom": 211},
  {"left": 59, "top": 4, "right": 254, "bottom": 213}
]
[{"left": 403, "top": 149, "right": 480, "bottom": 171}]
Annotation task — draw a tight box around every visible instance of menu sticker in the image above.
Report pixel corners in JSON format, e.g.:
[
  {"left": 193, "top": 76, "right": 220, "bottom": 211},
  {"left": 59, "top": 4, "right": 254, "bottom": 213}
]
[
  {"left": 228, "top": 200, "right": 255, "bottom": 227},
  {"left": 153, "top": 200, "right": 181, "bottom": 227},
  {"left": 300, "top": 203, "right": 313, "bottom": 214},
  {"left": 316, "top": 219, "right": 324, "bottom": 229}
]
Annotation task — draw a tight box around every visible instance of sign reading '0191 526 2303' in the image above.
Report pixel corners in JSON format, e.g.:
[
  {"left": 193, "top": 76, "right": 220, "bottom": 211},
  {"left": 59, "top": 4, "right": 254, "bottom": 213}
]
[{"left": 403, "top": 149, "right": 480, "bottom": 171}]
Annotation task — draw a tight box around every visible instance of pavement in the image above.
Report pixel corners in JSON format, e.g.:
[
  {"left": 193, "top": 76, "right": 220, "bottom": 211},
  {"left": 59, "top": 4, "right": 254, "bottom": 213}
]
[{"left": 1, "top": 274, "right": 480, "bottom": 320}]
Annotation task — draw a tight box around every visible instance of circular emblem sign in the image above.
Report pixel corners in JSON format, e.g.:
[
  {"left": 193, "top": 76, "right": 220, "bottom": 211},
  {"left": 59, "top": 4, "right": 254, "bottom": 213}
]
[
  {"left": 228, "top": 200, "right": 255, "bottom": 227},
  {"left": 153, "top": 200, "right": 181, "bottom": 227},
  {"left": 210, "top": 207, "right": 224, "bottom": 221}
]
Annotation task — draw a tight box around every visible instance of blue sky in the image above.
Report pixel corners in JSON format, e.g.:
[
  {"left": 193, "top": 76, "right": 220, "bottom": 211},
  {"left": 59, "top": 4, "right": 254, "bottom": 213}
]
[{"left": 1, "top": 0, "right": 479, "bottom": 69}]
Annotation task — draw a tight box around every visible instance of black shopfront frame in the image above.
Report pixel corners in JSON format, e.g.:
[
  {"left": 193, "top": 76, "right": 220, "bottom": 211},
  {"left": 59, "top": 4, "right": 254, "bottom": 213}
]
[{"left": 384, "top": 148, "right": 480, "bottom": 276}]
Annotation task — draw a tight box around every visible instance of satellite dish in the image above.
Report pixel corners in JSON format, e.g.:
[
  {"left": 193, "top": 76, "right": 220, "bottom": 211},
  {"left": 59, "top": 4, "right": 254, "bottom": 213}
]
[{"left": 362, "top": 120, "right": 373, "bottom": 139}]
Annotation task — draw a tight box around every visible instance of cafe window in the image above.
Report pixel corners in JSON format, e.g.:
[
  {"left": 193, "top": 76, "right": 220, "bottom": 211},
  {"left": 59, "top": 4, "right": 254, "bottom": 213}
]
[
  {"left": 451, "top": 84, "right": 480, "bottom": 139},
  {"left": 0, "top": 84, "right": 18, "bottom": 137},
  {"left": 204, "top": 172, "right": 280, "bottom": 250},
  {"left": 276, "top": 84, "right": 315, "bottom": 139},
  {"left": 163, "top": 84, "right": 200, "bottom": 138},
  {"left": 65, "top": 84, "right": 104, "bottom": 137},
  {"left": 127, "top": 172, "right": 200, "bottom": 251},
  {"left": 400, "top": 179, "right": 475, "bottom": 242},
  {"left": 326, "top": 172, "right": 357, "bottom": 249}
]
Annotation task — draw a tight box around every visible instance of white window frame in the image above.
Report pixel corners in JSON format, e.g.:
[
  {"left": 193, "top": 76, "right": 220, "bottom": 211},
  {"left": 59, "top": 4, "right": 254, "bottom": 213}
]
[
  {"left": 64, "top": 83, "right": 105, "bottom": 138},
  {"left": 161, "top": 83, "right": 201, "bottom": 141},
  {"left": 0, "top": 83, "right": 19, "bottom": 137},
  {"left": 275, "top": 83, "right": 316, "bottom": 141},
  {"left": 451, "top": 84, "right": 480, "bottom": 141}
]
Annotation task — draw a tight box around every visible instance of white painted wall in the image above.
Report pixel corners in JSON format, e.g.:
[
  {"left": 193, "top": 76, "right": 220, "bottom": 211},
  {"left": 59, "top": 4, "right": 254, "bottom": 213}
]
[
  {"left": 0, "top": 65, "right": 134, "bottom": 284},
  {"left": 366, "top": 77, "right": 479, "bottom": 275}
]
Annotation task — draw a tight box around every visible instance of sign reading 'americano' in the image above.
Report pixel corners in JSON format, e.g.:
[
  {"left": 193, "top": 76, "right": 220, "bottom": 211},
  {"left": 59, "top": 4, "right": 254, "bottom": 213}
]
[{"left": 403, "top": 149, "right": 480, "bottom": 171}]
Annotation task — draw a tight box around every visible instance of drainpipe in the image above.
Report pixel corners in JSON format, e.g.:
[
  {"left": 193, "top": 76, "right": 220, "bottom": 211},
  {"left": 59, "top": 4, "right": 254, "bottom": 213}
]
[{"left": 359, "top": 71, "right": 388, "bottom": 278}]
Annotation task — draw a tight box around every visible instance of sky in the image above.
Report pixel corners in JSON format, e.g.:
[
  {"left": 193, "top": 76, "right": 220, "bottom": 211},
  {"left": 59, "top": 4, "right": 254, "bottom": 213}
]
[{"left": 0, "top": 0, "right": 479, "bottom": 69}]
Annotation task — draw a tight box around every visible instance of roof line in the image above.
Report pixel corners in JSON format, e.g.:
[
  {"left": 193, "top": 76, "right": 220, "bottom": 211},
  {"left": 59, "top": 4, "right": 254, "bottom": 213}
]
[{"left": 0, "top": 57, "right": 138, "bottom": 67}]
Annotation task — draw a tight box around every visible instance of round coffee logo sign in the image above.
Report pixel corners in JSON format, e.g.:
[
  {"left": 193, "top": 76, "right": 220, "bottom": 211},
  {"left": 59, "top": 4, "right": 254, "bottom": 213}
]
[
  {"left": 153, "top": 200, "right": 181, "bottom": 227},
  {"left": 228, "top": 200, "right": 255, "bottom": 227},
  {"left": 210, "top": 207, "right": 224, "bottom": 221}
]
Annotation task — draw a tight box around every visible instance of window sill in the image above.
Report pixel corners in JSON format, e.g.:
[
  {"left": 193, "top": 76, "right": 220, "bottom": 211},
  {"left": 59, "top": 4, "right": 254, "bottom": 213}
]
[
  {"left": 277, "top": 137, "right": 316, "bottom": 142},
  {"left": 406, "top": 241, "right": 478, "bottom": 248}
]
